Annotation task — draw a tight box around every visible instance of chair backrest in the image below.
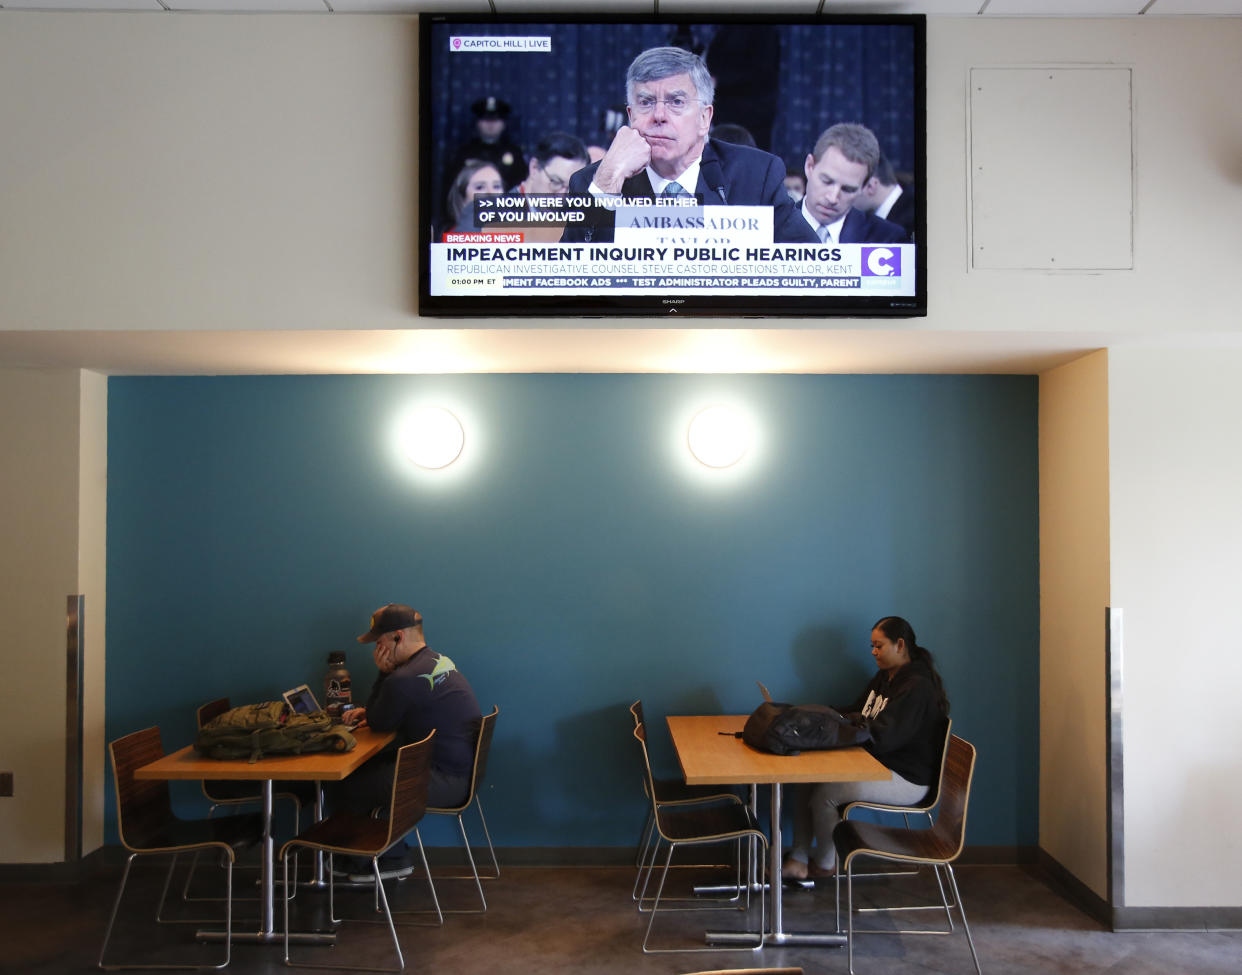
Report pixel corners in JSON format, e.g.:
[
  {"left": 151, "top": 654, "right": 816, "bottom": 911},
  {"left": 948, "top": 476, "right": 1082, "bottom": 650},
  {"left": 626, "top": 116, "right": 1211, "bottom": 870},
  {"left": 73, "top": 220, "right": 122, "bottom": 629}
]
[
  {"left": 385, "top": 730, "right": 436, "bottom": 844},
  {"left": 197, "top": 697, "right": 230, "bottom": 728},
  {"left": 468, "top": 706, "right": 499, "bottom": 798},
  {"left": 196, "top": 697, "right": 247, "bottom": 803},
  {"left": 929, "top": 734, "right": 976, "bottom": 860},
  {"left": 918, "top": 716, "right": 953, "bottom": 810},
  {"left": 632, "top": 723, "right": 660, "bottom": 817},
  {"left": 109, "top": 727, "right": 173, "bottom": 852}
]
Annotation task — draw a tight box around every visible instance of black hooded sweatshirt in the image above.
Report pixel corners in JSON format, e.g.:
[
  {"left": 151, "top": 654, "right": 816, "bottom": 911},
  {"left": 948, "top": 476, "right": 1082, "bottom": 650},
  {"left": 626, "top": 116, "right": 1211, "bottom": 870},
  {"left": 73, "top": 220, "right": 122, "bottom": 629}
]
[{"left": 837, "top": 657, "right": 946, "bottom": 786}]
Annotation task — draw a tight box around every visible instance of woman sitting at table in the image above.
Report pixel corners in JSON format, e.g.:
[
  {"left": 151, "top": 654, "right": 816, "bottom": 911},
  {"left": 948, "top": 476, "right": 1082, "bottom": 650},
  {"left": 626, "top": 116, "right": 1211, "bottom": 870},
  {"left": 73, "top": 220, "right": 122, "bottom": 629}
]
[{"left": 783, "top": 615, "right": 951, "bottom": 881}]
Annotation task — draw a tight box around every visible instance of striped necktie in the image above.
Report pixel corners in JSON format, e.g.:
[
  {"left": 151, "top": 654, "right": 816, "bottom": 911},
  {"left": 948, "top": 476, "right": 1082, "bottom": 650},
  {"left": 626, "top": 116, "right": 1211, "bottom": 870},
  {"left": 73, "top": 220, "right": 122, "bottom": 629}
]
[{"left": 662, "top": 180, "right": 686, "bottom": 199}]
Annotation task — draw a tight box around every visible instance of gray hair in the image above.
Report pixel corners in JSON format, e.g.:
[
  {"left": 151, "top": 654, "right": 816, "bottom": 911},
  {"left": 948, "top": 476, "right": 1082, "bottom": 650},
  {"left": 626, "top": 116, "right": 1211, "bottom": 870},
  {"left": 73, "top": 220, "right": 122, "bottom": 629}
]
[
  {"left": 626, "top": 47, "right": 715, "bottom": 108},
  {"left": 810, "top": 123, "right": 882, "bottom": 184}
]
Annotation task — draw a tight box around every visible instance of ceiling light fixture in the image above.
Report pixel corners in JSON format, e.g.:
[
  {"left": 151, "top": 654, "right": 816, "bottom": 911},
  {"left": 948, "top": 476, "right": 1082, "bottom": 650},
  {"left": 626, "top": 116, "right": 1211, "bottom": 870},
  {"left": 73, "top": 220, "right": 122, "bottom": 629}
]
[
  {"left": 687, "top": 405, "right": 751, "bottom": 469},
  {"left": 402, "top": 406, "right": 465, "bottom": 469}
]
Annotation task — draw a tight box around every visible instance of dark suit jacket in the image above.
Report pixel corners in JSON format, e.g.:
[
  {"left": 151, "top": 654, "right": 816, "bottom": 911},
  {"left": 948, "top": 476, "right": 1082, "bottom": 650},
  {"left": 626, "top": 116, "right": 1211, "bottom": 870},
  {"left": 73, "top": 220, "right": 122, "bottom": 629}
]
[
  {"left": 560, "top": 138, "right": 818, "bottom": 245},
  {"left": 839, "top": 207, "right": 909, "bottom": 245},
  {"left": 879, "top": 183, "right": 916, "bottom": 239}
]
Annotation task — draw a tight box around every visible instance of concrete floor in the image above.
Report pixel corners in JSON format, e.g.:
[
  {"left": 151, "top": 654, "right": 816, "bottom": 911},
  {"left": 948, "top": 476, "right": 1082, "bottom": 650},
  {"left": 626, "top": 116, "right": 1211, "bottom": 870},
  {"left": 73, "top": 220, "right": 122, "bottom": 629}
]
[{"left": 5, "top": 857, "right": 1241, "bottom": 974}]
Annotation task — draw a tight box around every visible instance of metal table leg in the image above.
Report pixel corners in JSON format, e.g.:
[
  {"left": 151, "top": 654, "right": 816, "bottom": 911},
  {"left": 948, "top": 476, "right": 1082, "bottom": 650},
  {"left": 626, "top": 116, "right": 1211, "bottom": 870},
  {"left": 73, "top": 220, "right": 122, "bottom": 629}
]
[
  {"left": 706, "top": 782, "right": 846, "bottom": 948},
  {"left": 198, "top": 779, "right": 336, "bottom": 946}
]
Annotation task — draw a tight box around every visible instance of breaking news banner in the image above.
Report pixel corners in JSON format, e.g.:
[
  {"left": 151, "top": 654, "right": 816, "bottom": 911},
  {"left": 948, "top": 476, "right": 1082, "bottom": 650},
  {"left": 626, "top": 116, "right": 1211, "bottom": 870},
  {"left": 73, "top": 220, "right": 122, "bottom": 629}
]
[{"left": 432, "top": 201, "right": 914, "bottom": 297}]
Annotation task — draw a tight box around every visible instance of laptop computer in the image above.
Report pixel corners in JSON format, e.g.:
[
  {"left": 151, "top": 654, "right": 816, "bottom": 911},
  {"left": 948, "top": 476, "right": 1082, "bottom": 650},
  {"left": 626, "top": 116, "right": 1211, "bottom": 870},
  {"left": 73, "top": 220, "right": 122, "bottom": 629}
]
[
  {"left": 282, "top": 683, "right": 321, "bottom": 715},
  {"left": 282, "top": 683, "right": 363, "bottom": 728}
]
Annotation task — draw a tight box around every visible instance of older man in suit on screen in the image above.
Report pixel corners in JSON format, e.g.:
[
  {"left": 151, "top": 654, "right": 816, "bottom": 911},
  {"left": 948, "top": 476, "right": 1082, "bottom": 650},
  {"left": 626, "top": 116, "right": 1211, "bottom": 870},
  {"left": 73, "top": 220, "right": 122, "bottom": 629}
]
[{"left": 560, "top": 46, "right": 817, "bottom": 245}]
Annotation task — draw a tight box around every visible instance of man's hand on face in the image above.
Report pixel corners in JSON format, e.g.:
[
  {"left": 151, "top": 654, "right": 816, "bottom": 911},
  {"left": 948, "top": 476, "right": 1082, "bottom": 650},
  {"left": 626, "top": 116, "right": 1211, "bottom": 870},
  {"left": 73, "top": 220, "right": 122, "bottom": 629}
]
[
  {"left": 592, "top": 126, "right": 652, "bottom": 194},
  {"left": 373, "top": 631, "right": 417, "bottom": 674}
]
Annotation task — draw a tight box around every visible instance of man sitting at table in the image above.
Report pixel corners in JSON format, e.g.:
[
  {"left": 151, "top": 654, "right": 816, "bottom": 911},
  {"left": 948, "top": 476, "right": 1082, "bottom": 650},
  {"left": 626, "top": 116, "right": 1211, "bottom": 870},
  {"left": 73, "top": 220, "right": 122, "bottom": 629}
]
[{"left": 332, "top": 603, "right": 482, "bottom": 879}]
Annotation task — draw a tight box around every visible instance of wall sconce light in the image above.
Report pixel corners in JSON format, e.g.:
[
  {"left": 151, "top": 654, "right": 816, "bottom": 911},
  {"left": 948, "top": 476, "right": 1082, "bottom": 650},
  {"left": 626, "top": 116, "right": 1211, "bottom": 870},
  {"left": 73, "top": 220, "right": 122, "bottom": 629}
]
[
  {"left": 402, "top": 406, "right": 465, "bottom": 469},
  {"left": 687, "top": 405, "right": 751, "bottom": 468}
]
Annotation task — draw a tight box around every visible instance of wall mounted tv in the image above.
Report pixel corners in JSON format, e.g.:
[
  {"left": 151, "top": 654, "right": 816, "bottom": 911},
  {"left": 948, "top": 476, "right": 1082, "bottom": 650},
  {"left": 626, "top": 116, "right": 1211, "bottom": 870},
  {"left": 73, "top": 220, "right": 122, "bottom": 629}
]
[{"left": 419, "top": 14, "right": 926, "bottom": 319}]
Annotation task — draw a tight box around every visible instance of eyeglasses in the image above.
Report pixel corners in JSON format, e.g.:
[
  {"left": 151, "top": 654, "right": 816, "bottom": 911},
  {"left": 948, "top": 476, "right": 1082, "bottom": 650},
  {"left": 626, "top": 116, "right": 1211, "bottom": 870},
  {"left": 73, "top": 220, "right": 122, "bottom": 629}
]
[
  {"left": 630, "top": 94, "right": 699, "bottom": 116},
  {"left": 536, "top": 162, "right": 569, "bottom": 192}
]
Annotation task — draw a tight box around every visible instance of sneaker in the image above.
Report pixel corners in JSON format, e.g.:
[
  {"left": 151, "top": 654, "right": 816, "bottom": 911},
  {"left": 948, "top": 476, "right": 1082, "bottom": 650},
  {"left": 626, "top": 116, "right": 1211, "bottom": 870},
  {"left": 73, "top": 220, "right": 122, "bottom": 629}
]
[
  {"left": 347, "top": 865, "right": 413, "bottom": 884},
  {"left": 331, "top": 855, "right": 370, "bottom": 877}
]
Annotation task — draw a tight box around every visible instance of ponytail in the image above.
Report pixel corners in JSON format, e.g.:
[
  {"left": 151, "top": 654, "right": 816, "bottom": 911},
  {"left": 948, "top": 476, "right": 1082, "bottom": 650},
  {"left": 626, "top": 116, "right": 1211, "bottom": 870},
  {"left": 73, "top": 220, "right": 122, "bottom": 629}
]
[{"left": 872, "top": 616, "right": 950, "bottom": 717}]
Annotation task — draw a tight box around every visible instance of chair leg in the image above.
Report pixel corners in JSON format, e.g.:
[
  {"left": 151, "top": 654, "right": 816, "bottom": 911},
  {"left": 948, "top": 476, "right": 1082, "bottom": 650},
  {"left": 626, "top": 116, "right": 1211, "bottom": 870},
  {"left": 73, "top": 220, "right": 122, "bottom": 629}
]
[
  {"left": 632, "top": 813, "right": 658, "bottom": 901},
  {"left": 456, "top": 813, "right": 487, "bottom": 911},
  {"left": 97, "top": 853, "right": 135, "bottom": 969},
  {"left": 381, "top": 827, "right": 444, "bottom": 927},
  {"left": 945, "top": 864, "right": 983, "bottom": 975},
  {"left": 471, "top": 798, "right": 500, "bottom": 880},
  {"left": 283, "top": 850, "right": 404, "bottom": 973},
  {"left": 635, "top": 808, "right": 655, "bottom": 869},
  {"left": 850, "top": 812, "right": 956, "bottom": 930},
  {"left": 635, "top": 830, "right": 744, "bottom": 913},
  {"left": 634, "top": 835, "right": 745, "bottom": 913},
  {"left": 100, "top": 852, "right": 233, "bottom": 971},
  {"left": 850, "top": 852, "right": 956, "bottom": 936},
  {"left": 410, "top": 827, "right": 443, "bottom": 926},
  {"left": 847, "top": 862, "right": 856, "bottom": 975},
  {"left": 641, "top": 841, "right": 766, "bottom": 954}
]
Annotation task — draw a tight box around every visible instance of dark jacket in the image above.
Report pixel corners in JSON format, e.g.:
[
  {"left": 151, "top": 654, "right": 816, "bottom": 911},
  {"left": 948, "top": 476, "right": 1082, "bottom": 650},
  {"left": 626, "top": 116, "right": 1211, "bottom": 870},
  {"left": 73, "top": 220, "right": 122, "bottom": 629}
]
[
  {"left": 839, "top": 658, "right": 946, "bottom": 785},
  {"left": 560, "top": 137, "right": 818, "bottom": 245},
  {"left": 838, "top": 207, "right": 910, "bottom": 245},
  {"left": 880, "top": 183, "right": 916, "bottom": 239},
  {"left": 365, "top": 645, "right": 481, "bottom": 777}
]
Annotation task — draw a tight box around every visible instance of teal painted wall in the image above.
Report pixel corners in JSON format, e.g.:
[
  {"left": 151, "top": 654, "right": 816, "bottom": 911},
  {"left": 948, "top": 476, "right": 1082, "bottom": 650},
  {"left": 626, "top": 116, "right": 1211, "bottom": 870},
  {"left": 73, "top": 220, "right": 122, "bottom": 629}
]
[{"left": 106, "top": 373, "right": 1037, "bottom": 848}]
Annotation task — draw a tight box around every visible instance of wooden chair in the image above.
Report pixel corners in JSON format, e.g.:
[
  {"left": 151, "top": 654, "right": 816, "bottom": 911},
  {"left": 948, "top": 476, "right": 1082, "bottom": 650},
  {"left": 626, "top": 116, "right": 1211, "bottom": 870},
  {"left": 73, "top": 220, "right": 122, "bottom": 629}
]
[
  {"left": 181, "top": 697, "right": 306, "bottom": 901},
  {"left": 833, "top": 734, "right": 983, "bottom": 975},
  {"left": 838, "top": 717, "right": 957, "bottom": 928},
  {"left": 98, "top": 727, "right": 262, "bottom": 971},
  {"left": 634, "top": 724, "right": 769, "bottom": 954},
  {"left": 279, "top": 731, "right": 440, "bottom": 972},
  {"left": 630, "top": 700, "right": 744, "bottom": 907},
  {"left": 422, "top": 705, "right": 500, "bottom": 913}
]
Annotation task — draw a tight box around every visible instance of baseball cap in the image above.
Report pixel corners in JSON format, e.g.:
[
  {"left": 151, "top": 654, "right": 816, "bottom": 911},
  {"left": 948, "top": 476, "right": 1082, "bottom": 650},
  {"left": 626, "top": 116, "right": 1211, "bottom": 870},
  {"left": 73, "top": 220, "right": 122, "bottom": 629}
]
[{"left": 357, "top": 604, "right": 422, "bottom": 643}]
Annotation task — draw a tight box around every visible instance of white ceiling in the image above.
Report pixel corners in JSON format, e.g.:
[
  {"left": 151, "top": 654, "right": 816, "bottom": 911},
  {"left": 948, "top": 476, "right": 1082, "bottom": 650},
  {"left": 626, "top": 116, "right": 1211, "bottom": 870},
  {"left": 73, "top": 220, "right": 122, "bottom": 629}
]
[
  {"left": 2, "top": 0, "right": 1239, "bottom": 375},
  {"left": 3, "top": 2, "right": 1242, "bottom": 15}
]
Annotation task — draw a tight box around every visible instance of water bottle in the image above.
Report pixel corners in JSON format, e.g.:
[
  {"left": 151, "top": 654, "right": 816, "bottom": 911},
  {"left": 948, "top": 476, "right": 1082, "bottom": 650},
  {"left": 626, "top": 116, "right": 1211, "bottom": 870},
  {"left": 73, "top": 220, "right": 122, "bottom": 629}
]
[{"left": 324, "top": 651, "right": 352, "bottom": 719}]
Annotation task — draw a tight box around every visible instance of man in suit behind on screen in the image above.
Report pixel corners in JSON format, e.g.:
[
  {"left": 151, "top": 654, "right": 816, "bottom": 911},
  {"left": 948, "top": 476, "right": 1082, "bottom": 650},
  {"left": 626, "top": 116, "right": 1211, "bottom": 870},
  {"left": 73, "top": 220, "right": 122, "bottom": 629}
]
[
  {"left": 801, "top": 123, "right": 909, "bottom": 245},
  {"left": 852, "top": 152, "right": 917, "bottom": 240},
  {"left": 560, "top": 46, "right": 817, "bottom": 245}
]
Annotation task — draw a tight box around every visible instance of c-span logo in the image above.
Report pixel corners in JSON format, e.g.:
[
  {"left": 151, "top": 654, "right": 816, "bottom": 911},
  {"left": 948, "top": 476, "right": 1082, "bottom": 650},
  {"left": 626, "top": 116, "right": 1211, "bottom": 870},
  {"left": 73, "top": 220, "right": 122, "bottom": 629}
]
[{"left": 861, "top": 247, "right": 900, "bottom": 277}]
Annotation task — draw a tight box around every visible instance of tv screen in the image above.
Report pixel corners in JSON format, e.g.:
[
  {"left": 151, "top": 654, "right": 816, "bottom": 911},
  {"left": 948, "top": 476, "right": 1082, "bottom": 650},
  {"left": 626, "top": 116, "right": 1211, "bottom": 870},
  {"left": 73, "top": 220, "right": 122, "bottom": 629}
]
[{"left": 419, "top": 14, "right": 925, "bottom": 318}]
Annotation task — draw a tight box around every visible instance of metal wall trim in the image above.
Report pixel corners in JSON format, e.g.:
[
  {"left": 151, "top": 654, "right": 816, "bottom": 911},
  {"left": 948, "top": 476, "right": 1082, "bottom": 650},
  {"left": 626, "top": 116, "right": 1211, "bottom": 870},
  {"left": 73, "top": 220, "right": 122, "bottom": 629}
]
[
  {"left": 1105, "top": 605, "right": 1124, "bottom": 922},
  {"left": 65, "top": 594, "right": 85, "bottom": 863}
]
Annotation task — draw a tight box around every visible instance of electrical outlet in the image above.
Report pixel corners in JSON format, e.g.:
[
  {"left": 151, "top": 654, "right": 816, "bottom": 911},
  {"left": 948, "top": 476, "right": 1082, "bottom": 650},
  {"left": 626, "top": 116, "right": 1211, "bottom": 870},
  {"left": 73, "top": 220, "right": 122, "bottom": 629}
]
[{"left": 0, "top": 772, "right": 12, "bottom": 797}]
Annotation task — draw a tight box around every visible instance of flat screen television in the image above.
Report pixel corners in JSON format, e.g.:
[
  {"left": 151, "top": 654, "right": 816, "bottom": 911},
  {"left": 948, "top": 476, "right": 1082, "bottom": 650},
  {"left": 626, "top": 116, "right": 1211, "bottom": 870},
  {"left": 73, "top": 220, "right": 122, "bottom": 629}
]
[{"left": 419, "top": 13, "right": 926, "bottom": 318}]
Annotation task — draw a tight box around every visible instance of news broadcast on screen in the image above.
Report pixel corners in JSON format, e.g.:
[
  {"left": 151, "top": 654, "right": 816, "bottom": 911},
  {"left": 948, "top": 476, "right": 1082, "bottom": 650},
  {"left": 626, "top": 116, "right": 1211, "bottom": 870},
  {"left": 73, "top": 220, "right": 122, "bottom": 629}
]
[{"left": 419, "top": 15, "right": 926, "bottom": 318}]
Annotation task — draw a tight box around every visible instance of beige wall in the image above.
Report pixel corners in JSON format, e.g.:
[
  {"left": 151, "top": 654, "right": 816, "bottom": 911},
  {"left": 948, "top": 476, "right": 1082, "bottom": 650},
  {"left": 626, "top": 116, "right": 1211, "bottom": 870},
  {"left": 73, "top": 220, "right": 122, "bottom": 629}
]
[
  {"left": 1109, "top": 347, "right": 1242, "bottom": 907},
  {"left": 0, "top": 368, "right": 81, "bottom": 862},
  {"left": 79, "top": 371, "right": 108, "bottom": 854},
  {"left": 1038, "top": 351, "right": 1110, "bottom": 899}
]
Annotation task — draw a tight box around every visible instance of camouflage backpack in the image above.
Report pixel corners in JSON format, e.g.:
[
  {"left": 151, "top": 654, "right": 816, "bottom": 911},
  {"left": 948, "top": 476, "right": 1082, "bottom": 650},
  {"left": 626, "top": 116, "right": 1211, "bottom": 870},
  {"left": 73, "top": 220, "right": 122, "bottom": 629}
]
[{"left": 194, "top": 701, "right": 356, "bottom": 763}]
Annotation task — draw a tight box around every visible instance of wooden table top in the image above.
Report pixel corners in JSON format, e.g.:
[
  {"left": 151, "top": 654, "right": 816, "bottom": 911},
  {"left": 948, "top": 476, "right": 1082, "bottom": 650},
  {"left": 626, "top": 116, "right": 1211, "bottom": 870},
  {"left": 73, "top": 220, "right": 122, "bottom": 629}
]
[
  {"left": 134, "top": 726, "right": 396, "bottom": 782},
  {"left": 667, "top": 714, "right": 890, "bottom": 786}
]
